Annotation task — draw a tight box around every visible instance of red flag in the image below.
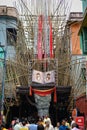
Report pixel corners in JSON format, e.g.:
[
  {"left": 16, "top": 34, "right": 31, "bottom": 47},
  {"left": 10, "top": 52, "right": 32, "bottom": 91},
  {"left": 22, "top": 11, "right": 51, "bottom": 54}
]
[
  {"left": 37, "top": 15, "right": 43, "bottom": 60},
  {"left": 49, "top": 17, "right": 54, "bottom": 58}
]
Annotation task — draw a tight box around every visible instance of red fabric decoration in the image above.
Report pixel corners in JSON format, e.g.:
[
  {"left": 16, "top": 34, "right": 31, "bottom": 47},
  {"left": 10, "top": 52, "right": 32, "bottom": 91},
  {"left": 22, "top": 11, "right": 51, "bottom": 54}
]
[
  {"left": 29, "top": 87, "right": 57, "bottom": 102},
  {"left": 49, "top": 17, "right": 54, "bottom": 58},
  {"left": 37, "top": 15, "right": 43, "bottom": 60},
  {"left": 29, "top": 86, "right": 32, "bottom": 96}
]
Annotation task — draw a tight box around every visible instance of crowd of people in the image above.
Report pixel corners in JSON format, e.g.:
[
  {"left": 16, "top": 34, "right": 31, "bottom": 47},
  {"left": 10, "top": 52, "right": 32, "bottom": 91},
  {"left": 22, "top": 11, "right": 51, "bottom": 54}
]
[{"left": 0, "top": 116, "right": 80, "bottom": 130}]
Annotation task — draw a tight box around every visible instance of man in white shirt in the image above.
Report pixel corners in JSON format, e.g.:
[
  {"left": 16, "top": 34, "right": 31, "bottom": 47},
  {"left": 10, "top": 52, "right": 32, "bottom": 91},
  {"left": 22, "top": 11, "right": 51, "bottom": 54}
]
[
  {"left": 13, "top": 119, "right": 22, "bottom": 130},
  {"left": 70, "top": 117, "right": 75, "bottom": 128},
  {"left": 44, "top": 119, "right": 54, "bottom": 130},
  {"left": 71, "top": 123, "right": 79, "bottom": 130}
]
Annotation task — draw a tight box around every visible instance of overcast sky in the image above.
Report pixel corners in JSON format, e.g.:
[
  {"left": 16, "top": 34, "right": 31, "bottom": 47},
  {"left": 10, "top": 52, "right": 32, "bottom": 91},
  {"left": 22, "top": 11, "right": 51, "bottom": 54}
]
[
  {"left": 70, "top": 0, "right": 82, "bottom": 12},
  {"left": 0, "top": 0, "right": 82, "bottom": 12}
]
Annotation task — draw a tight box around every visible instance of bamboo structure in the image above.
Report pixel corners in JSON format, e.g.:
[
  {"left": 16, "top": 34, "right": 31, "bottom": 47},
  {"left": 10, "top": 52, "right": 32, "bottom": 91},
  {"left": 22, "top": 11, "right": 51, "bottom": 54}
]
[
  {"left": 0, "top": 0, "right": 70, "bottom": 100},
  {"left": 0, "top": 0, "right": 77, "bottom": 115}
]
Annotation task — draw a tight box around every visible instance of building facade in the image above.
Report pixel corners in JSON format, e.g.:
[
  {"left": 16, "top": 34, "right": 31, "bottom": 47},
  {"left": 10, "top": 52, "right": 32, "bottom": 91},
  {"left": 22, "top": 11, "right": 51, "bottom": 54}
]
[
  {"left": 78, "top": 0, "right": 87, "bottom": 128},
  {"left": 67, "top": 12, "right": 87, "bottom": 128},
  {"left": 0, "top": 6, "right": 18, "bottom": 122},
  {"left": 0, "top": 6, "right": 18, "bottom": 60}
]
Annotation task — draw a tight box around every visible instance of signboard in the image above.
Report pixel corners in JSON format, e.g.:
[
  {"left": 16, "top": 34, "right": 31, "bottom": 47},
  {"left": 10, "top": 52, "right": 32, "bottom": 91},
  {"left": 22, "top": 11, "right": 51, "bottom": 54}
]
[{"left": 75, "top": 116, "right": 84, "bottom": 130}]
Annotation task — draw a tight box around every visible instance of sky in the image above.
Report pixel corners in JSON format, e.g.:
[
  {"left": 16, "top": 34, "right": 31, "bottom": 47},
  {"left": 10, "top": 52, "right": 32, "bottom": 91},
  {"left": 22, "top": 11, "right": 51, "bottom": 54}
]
[
  {"left": 70, "top": 0, "right": 82, "bottom": 12},
  {"left": 0, "top": 0, "right": 82, "bottom": 12}
]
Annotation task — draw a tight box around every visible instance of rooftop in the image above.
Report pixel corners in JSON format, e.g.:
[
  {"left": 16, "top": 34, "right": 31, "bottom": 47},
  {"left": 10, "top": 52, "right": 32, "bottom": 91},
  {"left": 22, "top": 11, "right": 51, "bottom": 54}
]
[
  {"left": 67, "top": 12, "right": 83, "bottom": 25},
  {"left": 69, "top": 12, "right": 83, "bottom": 20},
  {"left": 0, "top": 6, "right": 18, "bottom": 18}
]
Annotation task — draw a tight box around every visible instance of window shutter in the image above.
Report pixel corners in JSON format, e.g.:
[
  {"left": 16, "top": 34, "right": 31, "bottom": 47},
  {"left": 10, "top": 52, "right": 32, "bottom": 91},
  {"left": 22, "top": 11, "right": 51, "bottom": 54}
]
[{"left": 83, "top": 27, "right": 87, "bottom": 54}]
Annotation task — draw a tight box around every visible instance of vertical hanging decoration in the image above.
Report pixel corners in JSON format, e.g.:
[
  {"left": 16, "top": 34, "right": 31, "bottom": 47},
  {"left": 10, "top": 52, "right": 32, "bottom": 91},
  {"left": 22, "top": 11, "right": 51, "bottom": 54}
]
[
  {"left": 49, "top": 17, "right": 54, "bottom": 58},
  {"left": 37, "top": 15, "right": 43, "bottom": 60},
  {"left": 34, "top": 17, "right": 38, "bottom": 58}
]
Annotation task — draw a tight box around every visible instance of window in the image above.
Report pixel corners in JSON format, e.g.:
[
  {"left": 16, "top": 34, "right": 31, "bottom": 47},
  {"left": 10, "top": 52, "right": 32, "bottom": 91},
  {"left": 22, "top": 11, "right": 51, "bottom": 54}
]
[
  {"left": 81, "top": 67, "right": 86, "bottom": 85},
  {"left": 7, "top": 28, "right": 17, "bottom": 45},
  {"left": 82, "top": 27, "right": 87, "bottom": 54}
]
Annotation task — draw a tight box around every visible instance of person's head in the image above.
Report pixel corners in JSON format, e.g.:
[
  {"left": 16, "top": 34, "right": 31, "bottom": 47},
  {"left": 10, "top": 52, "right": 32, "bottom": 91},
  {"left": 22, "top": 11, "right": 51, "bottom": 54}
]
[
  {"left": 25, "top": 118, "right": 29, "bottom": 124},
  {"left": 15, "top": 118, "right": 19, "bottom": 124},
  {"left": 56, "top": 122, "right": 60, "bottom": 127},
  {"left": 72, "top": 123, "right": 77, "bottom": 128},
  {"left": 22, "top": 120, "right": 26, "bottom": 126},
  {"left": 39, "top": 117, "right": 43, "bottom": 122},
  {"left": 61, "top": 120, "right": 66, "bottom": 126},
  {"left": 45, "top": 115, "right": 48, "bottom": 119},
  {"left": 70, "top": 117, "right": 73, "bottom": 121},
  {"left": 65, "top": 118, "right": 68, "bottom": 122}
]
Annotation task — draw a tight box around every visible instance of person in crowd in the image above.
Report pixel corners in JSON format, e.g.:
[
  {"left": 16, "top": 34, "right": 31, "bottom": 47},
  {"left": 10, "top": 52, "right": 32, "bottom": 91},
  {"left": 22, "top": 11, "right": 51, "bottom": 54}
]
[
  {"left": 1, "top": 123, "right": 7, "bottom": 130},
  {"left": 8, "top": 125, "right": 13, "bottom": 130},
  {"left": 54, "top": 122, "right": 60, "bottom": 130},
  {"left": 13, "top": 118, "right": 22, "bottom": 130},
  {"left": 20, "top": 120, "right": 28, "bottom": 130},
  {"left": 71, "top": 123, "right": 80, "bottom": 130},
  {"left": 28, "top": 120, "right": 38, "bottom": 130},
  {"left": 70, "top": 117, "right": 75, "bottom": 128},
  {"left": 43, "top": 115, "right": 51, "bottom": 125},
  {"left": 37, "top": 117, "right": 45, "bottom": 126},
  {"left": 11, "top": 117, "right": 17, "bottom": 128},
  {"left": 65, "top": 119, "right": 70, "bottom": 129},
  {"left": 25, "top": 119, "right": 29, "bottom": 127},
  {"left": 44, "top": 119, "right": 54, "bottom": 130},
  {"left": 37, "top": 124, "right": 44, "bottom": 130},
  {"left": 59, "top": 120, "right": 68, "bottom": 130}
]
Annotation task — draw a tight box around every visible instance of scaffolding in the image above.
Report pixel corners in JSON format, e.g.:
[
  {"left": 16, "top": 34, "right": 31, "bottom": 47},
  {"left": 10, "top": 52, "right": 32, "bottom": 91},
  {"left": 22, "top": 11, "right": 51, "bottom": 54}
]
[{"left": 0, "top": 0, "right": 75, "bottom": 117}]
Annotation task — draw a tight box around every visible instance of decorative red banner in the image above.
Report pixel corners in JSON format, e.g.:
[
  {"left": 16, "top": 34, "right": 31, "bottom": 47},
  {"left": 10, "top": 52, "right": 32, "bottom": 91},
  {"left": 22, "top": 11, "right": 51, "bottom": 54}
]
[
  {"left": 30, "top": 86, "right": 57, "bottom": 102},
  {"left": 37, "top": 15, "right": 43, "bottom": 60},
  {"left": 49, "top": 17, "right": 54, "bottom": 58}
]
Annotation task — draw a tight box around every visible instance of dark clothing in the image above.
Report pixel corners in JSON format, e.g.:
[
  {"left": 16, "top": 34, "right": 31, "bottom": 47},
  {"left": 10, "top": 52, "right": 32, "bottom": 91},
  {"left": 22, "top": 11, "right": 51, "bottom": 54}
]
[
  {"left": 59, "top": 125, "right": 68, "bottom": 130},
  {"left": 37, "top": 125, "right": 44, "bottom": 130}
]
